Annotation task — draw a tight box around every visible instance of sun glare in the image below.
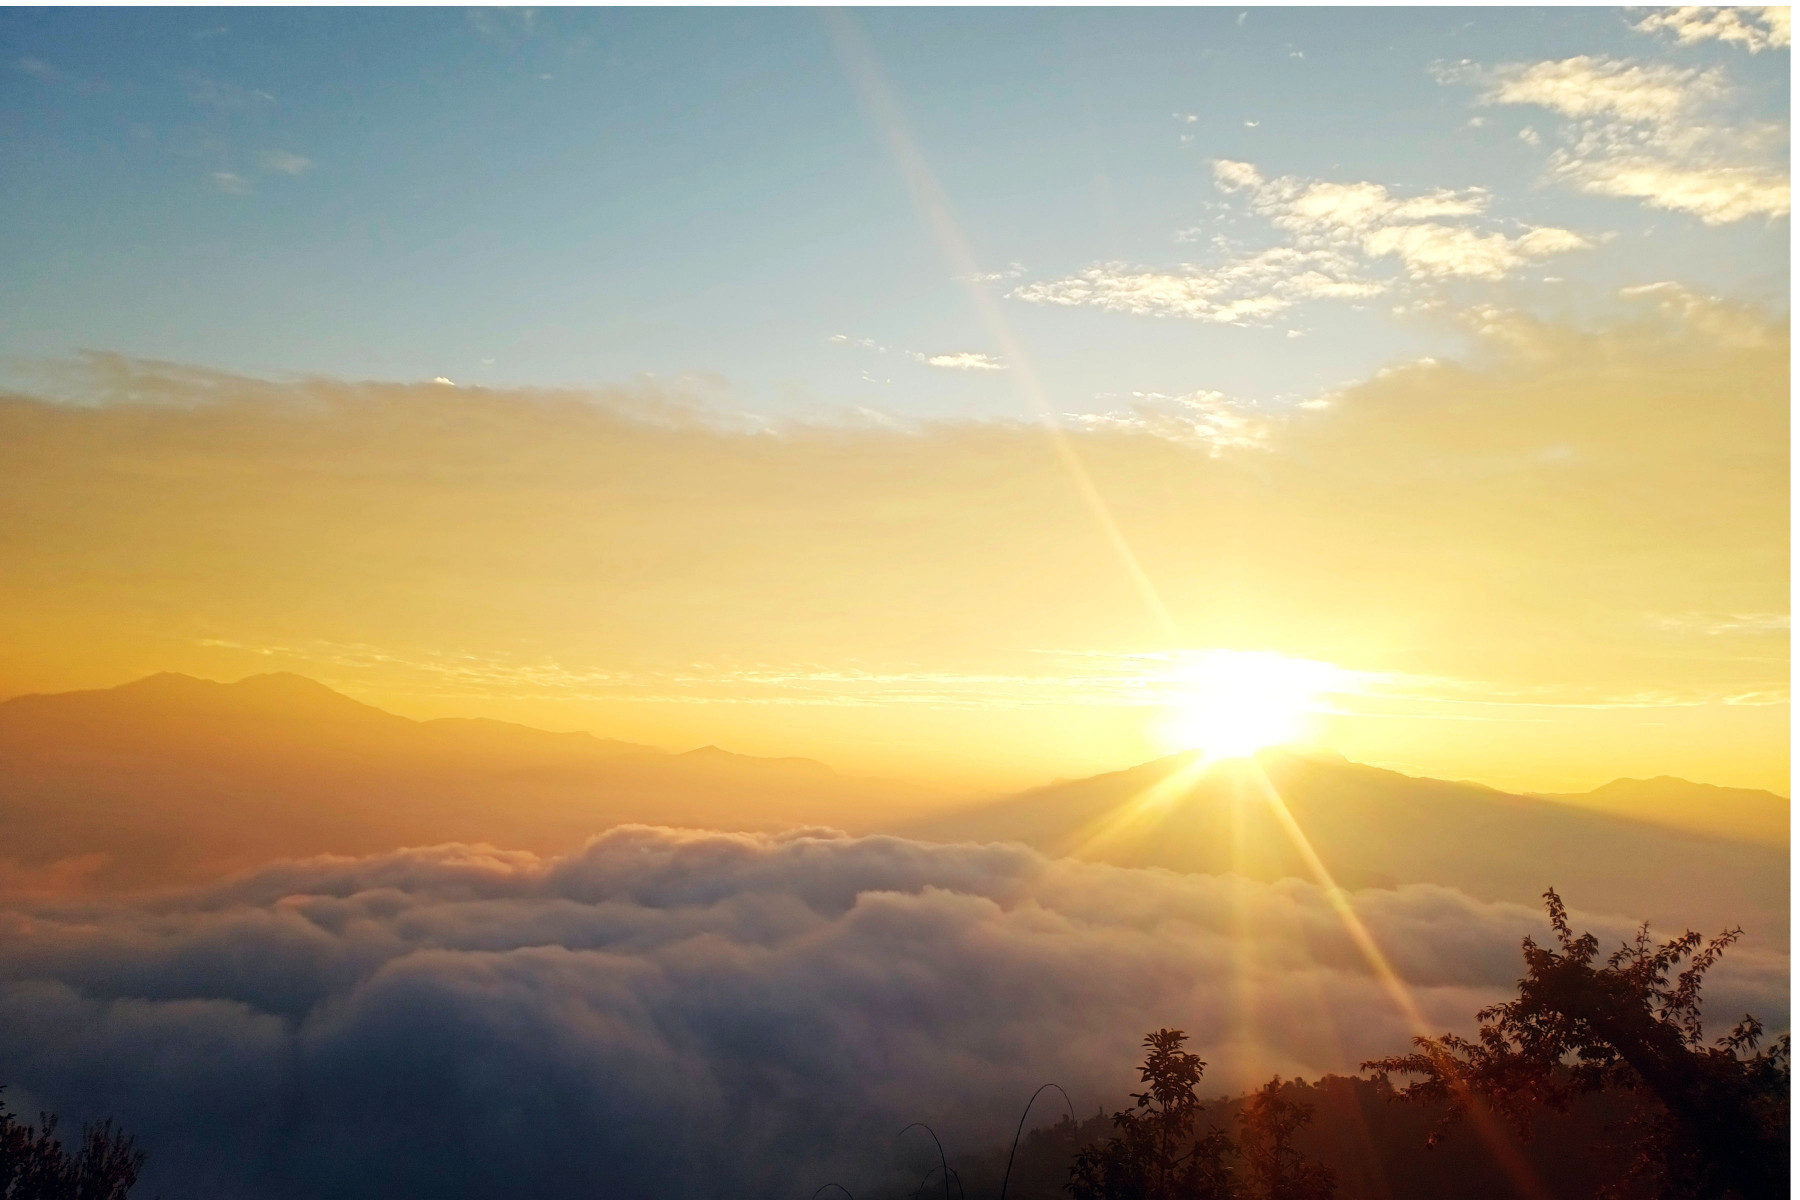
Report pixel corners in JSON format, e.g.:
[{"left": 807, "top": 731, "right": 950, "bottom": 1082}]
[{"left": 1159, "top": 650, "right": 1352, "bottom": 758}]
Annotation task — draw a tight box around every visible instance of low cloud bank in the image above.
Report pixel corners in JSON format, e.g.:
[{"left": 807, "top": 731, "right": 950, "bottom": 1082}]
[{"left": 0, "top": 827, "right": 1786, "bottom": 1199}]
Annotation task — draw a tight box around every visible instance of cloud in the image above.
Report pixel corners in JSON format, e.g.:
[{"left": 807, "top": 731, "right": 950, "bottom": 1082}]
[
  {"left": 1634, "top": 6, "right": 1791, "bottom": 52},
  {"left": 211, "top": 171, "right": 251, "bottom": 195},
  {"left": 0, "top": 828, "right": 1781, "bottom": 1199},
  {"left": 1010, "top": 246, "right": 1381, "bottom": 324},
  {"left": 13, "top": 57, "right": 60, "bottom": 82},
  {"left": 964, "top": 262, "right": 1027, "bottom": 284},
  {"left": 1014, "top": 160, "right": 1589, "bottom": 323},
  {"left": 258, "top": 150, "right": 312, "bottom": 176},
  {"left": 180, "top": 72, "right": 274, "bottom": 108},
  {"left": 922, "top": 352, "right": 1005, "bottom": 372},
  {"left": 1444, "top": 55, "right": 1789, "bottom": 223},
  {"left": 1068, "top": 390, "right": 1273, "bottom": 452},
  {"left": 830, "top": 334, "right": 1005, "bottom": 372},
  {"left": 1218, "top": 163, "right": 1591, "bottom": 282},
  {"left": 1468, "top": 55, "right": 1721, "bottom": 123}
]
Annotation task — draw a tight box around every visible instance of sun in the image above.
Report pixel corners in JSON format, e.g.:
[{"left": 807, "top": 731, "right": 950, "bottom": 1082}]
[{"left": 1158, "top": 650, "right": 1350, "bottom": 758}]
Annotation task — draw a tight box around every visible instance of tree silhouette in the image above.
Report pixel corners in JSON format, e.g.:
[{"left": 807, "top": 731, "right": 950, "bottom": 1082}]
[
  {"left": 1235, "top": 1078, "right": 1335, "bottom": 1200},
  {"left": 0, "top": 1091, "right": 145, "bottom": 1200},
  {"left": 1069, "top": 1029, "right": 1237, "bottom": 1200},
  {"left": 1363, "top": 888, "right": 1788, "bottom": 1200}
]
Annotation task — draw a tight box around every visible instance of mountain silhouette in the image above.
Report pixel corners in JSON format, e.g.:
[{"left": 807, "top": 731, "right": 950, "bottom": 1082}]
[
  {"left": 908, "top": 748, "right": 1787, "bottom": 944},
  {"left": 0, "top": 673, "right": 931, "bottom": 891},
  {"left": 0, "top": 675, "right": 1785, "bottom": 946},
  {"left": 1535, "top": 774, "right": 1788, "bottom": 847}
]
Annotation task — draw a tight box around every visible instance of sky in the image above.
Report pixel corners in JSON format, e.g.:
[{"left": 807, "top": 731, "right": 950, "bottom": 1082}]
[{"left": 0, "top": 6, "right": 1790, "bottom": 794}]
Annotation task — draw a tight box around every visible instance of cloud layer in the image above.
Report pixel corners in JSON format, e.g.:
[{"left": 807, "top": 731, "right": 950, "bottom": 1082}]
[{"left": 1, "top": 827, "right": 1784, "bottom": 1199}]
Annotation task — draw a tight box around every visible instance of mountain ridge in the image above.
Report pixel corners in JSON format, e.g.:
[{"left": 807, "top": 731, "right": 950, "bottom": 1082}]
[{"left": 0, "top": 674, "right": 1785, "bottom": 947}]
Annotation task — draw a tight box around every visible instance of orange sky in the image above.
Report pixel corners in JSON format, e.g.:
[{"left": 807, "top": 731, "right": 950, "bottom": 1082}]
[{"left": 0, "top": 296, "right": 1787, "bottom": 796}]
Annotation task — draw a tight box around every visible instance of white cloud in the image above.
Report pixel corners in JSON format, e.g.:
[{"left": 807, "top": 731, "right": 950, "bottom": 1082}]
[
  {"left": 1211, "top": 158, "right": 1264, "bottom": 191},
  {"left": 1012, "top": 158, "right": 1588, "bottom": 323},
  {"left": 259, "top": 150, "right": 312, "bottom": 175},
  {"left": 1567, "top": 158, "right": 1790, "bottom": 224},
  {"left": 965, "top": 261, "right": 1027, "bottom": 284},
  {"left": 1222, "top": 163, "right": 1589, "bottom": 281},
  {"left": 1471, "top": 55, "right": 1720, "bottom": 123},
  {"left": 211, "top": 170, "right": 250, "bottom": 195},
  {"left": 922, "top": 352, "right": 1005, "bottom": 372},
  {"left": 1067, "top": 389, "right": 1273, "bottom": 451},
  {"left": 5, "top": 827, "right": 1774, "bottom": 1199},
  {"left": 829, "top": 334, "right": 890, "bottom": 352},
  {"left": 1446, "top": 55, "right": 1789, "bottom": 224},
  {"left": 831, "top": 334, "right": 1004, "bottom": 373},
  {"left": 1634, "top": 6, "right": 1792, "bottom": 52},
  {"left": 1011, "top": 245, "right": 1382, "bottom": 324}
]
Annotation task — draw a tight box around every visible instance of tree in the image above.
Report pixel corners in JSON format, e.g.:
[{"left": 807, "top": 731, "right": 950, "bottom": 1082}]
[
  {"left": 1235, "top": 1079, "right": 1334, "bottom": 1200},
  {"left": 0, "top": 1091, "right": 145, "bottom": 1200},
  {"left": 1362, "top": 889, "right": 1788, "bottom": 1200},
  {"left": 1069, "top": 1029, "right": 1238, "bottom": 1200}
]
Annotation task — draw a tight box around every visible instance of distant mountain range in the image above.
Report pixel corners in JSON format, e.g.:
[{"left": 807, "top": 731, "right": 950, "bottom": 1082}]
[
  {"left": 906, "top": 748, "right": 1788, "bottom": 946},
  {"left": 1534, "top": 775, "right": 1787, "bottom": 847},
  {"left": 0, "top": 673, "right": 1787, "bottom": 944},
  {"left": 0, "top": 672, "right": 931, "bottom": 890}
]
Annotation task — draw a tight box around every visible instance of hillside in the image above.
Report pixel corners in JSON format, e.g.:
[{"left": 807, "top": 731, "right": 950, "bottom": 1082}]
[
  {"left": 0, "top": 675, "right": 1785, "bottom": 948},
  {"left": 0, "top": 673, "right": 935, "bottom": 891},
  {"left": 908, "top": 748, "right": 1788, "bottom": 944},
  {"left": 1536, "top": 775, "right": 1789, "bottom": 847}
]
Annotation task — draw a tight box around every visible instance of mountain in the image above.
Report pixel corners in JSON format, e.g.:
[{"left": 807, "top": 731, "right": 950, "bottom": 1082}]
[
  {"left": 907, "top": 748, "right": 1788, "bottom": 945},
  {"left": 1536, "top": 775, "right": 1789, "bottom": 847},
  {"left": 0, "top": 673, "right": 937, "bottom": 891},
  {"left": 2, "top": 675, "right": 1786, "bottom": 947}
]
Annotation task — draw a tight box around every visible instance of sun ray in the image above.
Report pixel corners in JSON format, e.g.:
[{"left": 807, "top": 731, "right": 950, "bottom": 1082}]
[
  {"left": 1242, "top": 759, "right": 1554, "bottom": 1200},
  {"left": 825, "top": 9, "right": 1180, "bottom": 642}
]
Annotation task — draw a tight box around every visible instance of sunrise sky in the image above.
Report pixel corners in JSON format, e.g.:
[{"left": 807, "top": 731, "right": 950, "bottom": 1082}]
[{"left": 0, "top": 6, "right": 1789, "bottom": 794}]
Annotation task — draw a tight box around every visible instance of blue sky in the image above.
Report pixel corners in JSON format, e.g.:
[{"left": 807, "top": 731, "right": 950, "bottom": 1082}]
[{"left": 1, "top": 6, "right": 1789, "bottom": 423}]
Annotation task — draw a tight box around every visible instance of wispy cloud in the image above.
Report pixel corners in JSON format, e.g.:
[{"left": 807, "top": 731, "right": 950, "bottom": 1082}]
[
  {"left": 963, "top": 262, "right": 1027, "bottom": 284},
  {"left": 211, "top": 170, "right": 251, "bottom": 195},
  {"left": 1441, "top": 54, "right": 1789, "bottom": 224},
  {"left": 1013, "top": 156, "right": 1590, "bottom": 324},
  {"left": 259, "top": 149, "right": 312, "bottom": 175},
  {"left": 1066, "top": 389, "right": 1273, "bottom": 452},
  {"left": 1634, "top": 6, "right": 1791, "bottom": 53},
  {"left": 1010, "top": 245, "right": 1380, "bottom": 324},
  {"left": 1217, "top": 161, "right": 1591, "bottom": 281},
  {"left": 13, "top": 57, "right": 60, "bottom": 82},
  {"left": 829, "top": 334, "right": 1006, "bottom": 372},
  {"left": 922, "top": 352, "right": 1005, "bottom": 372},
  {"left": 181, "top": 71, "right": 274, "bottom": 108}
]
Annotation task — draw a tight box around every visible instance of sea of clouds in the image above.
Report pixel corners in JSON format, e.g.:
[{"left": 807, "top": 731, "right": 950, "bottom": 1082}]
[{"left": 0, "top": 826, "right": 1785, "bottom": 1199}]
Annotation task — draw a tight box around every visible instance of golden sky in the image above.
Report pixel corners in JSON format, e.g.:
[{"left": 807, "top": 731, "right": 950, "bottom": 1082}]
[{"left": 0, "top": 293, "right": 1787, "bottom": 794}]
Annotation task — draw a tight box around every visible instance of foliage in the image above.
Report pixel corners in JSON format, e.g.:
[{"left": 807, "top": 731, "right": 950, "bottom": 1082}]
[
  {"left": 1066, "top": 1031, "right": 1342, "bottom": 1200},
  {"left": 1069, "top": 1030, "right": 1238, "bottom": 1200},
  {"left": 1234, "top": 1079, "right": 1335, "bottom": 1200},
  {"left": 1362, "top": 889, "right": 1788, "bottom": 1200},
  {"left": 0, "top": 1093, "right": 144, "bottom": 1200}
]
